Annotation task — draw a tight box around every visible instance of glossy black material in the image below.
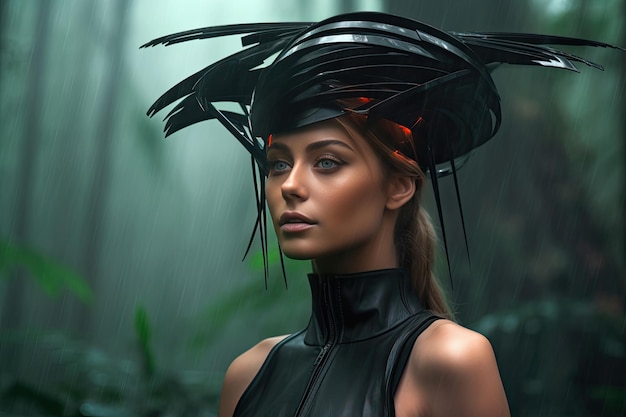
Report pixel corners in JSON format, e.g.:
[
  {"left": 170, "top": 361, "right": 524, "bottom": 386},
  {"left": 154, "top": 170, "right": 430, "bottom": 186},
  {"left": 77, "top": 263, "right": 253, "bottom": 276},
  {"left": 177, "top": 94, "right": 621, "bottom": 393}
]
[
  {"left": 233, "top": 269, "right": 440, "bottom": 417},
  {"left": 142, "top": 11, "right": 623, "bottom": 283},
  {"left": 143, "top": 12, "right": 621, "bottom": 177}
]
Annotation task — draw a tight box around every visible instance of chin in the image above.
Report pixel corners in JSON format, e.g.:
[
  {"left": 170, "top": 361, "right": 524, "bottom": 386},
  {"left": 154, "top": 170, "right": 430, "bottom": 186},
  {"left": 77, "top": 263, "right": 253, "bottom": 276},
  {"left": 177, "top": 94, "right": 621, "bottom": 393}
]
[
  {"left": 278, "top": 244, "right": 316, "bottom": 261},
  {"left": 277, "top": 238, "right": 331, "bottom": 261},
  {"left": 282, "top": 252, "right": 313, "bottom": 261}
]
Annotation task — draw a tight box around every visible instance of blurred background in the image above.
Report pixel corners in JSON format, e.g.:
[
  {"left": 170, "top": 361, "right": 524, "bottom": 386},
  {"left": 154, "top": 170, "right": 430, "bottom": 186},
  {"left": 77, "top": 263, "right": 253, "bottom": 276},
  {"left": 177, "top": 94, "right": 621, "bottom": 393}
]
[{"left": 0, "top": 0, "right": 624, "bottom": 416}]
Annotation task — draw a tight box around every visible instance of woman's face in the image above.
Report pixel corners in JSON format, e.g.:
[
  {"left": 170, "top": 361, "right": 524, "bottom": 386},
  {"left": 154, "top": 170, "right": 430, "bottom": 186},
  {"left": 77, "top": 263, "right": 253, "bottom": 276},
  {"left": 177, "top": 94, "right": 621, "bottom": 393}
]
[{"left": 265, "top": 119, "right": 400, "bottom": 273}]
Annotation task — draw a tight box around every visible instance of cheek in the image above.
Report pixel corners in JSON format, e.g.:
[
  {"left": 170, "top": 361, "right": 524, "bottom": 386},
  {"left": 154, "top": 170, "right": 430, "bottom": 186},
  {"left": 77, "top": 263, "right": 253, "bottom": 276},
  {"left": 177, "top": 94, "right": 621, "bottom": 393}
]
[{"left": 320, "top": 174, "right": 386, "bottom": 226}]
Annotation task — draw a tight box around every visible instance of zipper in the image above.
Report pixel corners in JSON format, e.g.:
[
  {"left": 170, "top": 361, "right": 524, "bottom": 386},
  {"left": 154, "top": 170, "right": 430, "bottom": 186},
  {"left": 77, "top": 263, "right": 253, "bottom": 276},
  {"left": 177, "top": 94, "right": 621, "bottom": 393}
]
[{"left": 293, "top": 278, "right": 338, "bottom": 417}]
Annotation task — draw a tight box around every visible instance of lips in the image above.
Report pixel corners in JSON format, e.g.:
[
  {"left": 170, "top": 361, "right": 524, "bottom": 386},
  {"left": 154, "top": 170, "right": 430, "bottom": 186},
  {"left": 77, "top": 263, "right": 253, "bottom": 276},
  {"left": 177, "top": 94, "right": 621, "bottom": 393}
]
[{"left": 279, "top": 211, "right": 316, "bottom": 226}]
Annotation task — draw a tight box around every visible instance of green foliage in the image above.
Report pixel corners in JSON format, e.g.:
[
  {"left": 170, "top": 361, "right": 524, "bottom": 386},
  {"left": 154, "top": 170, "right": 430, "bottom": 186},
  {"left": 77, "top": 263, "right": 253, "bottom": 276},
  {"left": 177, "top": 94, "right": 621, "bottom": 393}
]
[
  {"left": 190, "top": 247, "right": 311, "bottom": 349},
  {"left": 527, "top": 0, "right": 625, "bottom": 271},
  {"left": 474, "top": 298, "right": 626, "bottom": 416},
  {"left": 589, "top": 386, "right": 626, "bottom": 414},
  {"left": 1, "top": 381, "right": 66, "bottom": 416},
  {"left": 0, "top": 242, "right": 308, "bottom": 416},
  {"left": 0, "top": 239, "right": 93, "bottom": 303},
  {"left": 0, "top": 314, "right": 221, "bottom": 416},
  {"left": 248, "top": 246, "right": 283, "bottom": 271},
  {"left": 134, "top": 306, "right": 155, "bottom": 379}
]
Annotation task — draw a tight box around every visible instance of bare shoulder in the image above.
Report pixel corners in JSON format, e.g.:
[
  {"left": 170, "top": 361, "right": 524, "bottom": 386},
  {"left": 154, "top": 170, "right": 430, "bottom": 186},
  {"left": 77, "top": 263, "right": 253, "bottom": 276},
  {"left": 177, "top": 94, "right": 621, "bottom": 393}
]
[
  {"left": 413, "top": 319, "right": 495, "bottom": 369},
  {"left": 409, "top": 320, "right": 510, "bottom": 417},
  {"left": 225, "top": 335, "right": 288, "bottom": 381},
  {"left": 217, "top": 335, "right": 289, "bottom": 417}
]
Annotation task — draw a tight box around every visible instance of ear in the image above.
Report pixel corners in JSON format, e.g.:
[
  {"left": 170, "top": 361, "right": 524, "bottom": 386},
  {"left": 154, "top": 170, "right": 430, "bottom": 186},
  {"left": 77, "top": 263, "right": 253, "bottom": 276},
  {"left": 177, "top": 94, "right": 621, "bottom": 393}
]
[{"left": 385, "top": 174, "right": 416, "bottom": 210}]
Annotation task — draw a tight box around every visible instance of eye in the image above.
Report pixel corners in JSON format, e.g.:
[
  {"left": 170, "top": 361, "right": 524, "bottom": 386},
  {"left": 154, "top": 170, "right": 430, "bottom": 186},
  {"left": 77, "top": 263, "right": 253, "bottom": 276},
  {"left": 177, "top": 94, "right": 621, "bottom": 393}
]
[
  {"left": 269, "top": 160, "right": 290, "bottom": 174},
  {"left": 315, "top": 157, "right": 341, "bottom": 170}
]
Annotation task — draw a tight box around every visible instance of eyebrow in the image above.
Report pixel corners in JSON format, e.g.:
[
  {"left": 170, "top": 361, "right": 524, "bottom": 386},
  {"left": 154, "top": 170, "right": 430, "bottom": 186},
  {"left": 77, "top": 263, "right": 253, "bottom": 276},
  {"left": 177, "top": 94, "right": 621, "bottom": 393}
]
[{"left": 268, "top": 139, "right": 354, "bottom": 153}]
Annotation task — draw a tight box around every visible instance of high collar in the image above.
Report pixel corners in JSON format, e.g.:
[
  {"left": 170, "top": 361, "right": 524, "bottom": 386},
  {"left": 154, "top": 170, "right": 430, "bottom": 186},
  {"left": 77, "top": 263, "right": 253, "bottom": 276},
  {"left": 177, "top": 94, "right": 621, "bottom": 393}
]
[{"left": 304, "top": 268, "right": 425, "bottom": 346}]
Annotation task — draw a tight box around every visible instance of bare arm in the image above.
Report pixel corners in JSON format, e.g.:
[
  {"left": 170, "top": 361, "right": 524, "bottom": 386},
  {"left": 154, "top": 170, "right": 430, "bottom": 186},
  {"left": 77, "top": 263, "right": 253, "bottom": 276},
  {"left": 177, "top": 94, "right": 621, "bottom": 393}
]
[
  {"left": 411, "top": 321, "right": 510, "bottom": 417},
  {"left": 217, "top": 336, "right": 288, "bottom": 417}
]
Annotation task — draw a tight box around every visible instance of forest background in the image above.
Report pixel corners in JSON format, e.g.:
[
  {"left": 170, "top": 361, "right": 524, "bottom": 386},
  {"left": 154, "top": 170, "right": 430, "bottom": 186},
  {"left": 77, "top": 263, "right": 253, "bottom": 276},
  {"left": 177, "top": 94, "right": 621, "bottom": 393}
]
[{"left": 0, "top": 0, "right": 624, "bottom": 416}]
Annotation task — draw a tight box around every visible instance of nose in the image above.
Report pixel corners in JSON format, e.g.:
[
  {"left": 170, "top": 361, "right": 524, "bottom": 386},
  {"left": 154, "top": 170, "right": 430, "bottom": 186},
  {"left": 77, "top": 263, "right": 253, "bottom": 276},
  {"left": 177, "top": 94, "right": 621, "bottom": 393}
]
[{"left": 281, "top": 163, "right": 308, "bottom": 201}]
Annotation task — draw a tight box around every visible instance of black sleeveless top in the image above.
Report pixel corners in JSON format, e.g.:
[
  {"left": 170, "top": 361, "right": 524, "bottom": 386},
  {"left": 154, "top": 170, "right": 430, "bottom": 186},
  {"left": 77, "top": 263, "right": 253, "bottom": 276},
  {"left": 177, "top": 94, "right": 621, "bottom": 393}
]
[{"left": 233, "top": 268, "right": 440, "bottom": 417}]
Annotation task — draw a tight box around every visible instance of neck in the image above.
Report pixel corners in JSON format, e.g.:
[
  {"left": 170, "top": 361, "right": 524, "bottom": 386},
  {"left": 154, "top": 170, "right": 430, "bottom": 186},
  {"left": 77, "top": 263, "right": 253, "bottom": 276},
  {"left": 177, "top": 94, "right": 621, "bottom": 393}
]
[
  {"left": 304, "top": 268, "right": 425, "bottom": 345},
  {"left": 312, "top": 255, "right": 399, "bottom": 276},
  {"left": 312, "top": 212, "right": 399, "bottom": 275}
]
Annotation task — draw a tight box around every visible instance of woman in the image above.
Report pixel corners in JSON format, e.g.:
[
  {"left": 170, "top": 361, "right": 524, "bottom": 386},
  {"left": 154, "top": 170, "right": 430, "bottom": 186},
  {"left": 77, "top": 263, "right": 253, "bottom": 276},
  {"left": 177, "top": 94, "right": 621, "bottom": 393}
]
[
  {"left": 143, "top": 12, "right": 621, "bottom": 417},
  {"left": 219, "top": 115, "right": 510, "bottom": 417}
]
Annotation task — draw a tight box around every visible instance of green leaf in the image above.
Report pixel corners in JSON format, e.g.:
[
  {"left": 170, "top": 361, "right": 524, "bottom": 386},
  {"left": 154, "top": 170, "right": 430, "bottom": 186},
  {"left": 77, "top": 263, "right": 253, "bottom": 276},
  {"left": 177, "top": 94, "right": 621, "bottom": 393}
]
[
  {"left": 134, "top": 305, "right": 155, "bottom": 378},
  {"left": 0, "top": 239, "right": 94, "bottom": 303},
  {"left": 248, "top": 246, "right": 282, "bottom": 271}
]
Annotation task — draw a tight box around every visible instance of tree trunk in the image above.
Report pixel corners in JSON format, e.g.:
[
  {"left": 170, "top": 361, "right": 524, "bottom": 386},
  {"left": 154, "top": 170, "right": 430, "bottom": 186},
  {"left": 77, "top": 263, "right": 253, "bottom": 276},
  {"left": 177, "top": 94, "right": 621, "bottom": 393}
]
[
  {"left": 78, "top": 0, "right": 132, "bottom": 335},
  {"left": 1, "top": 0, "right": 55, "bottom": 374},
  {"left": 617, "top": 0, "right": 626, "bottom": 311}
]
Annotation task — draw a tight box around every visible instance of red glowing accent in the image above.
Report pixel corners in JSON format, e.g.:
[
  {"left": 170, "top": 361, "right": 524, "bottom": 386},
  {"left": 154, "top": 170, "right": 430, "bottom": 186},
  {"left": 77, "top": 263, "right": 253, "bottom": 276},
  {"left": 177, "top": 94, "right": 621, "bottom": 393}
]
[
  {"left": 400, "top": 125, "right": 412, "bottom": 135},
  {"left": 267, "top": 134, "right": 273, "bottom": 147},
  {"left": 356, "top": 97, "right": 373, "bottom": 104}
]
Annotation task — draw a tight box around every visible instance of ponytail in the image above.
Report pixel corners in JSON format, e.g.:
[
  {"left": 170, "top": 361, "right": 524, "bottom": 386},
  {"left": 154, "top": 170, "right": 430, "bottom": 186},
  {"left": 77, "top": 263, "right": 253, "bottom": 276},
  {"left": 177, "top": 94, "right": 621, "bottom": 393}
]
[
  {"left": 336, "top": 113, "right": 454, "bottom": 319},
  {"left": 396, "top": 189, "right": 453, "bottom": 319}
]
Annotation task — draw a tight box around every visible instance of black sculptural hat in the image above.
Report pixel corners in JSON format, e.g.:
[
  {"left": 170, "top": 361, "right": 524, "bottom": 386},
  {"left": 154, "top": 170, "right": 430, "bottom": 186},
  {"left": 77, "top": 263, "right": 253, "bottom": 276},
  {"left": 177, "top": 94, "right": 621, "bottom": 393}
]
[{"left": 142, "top": 12, "right": 622, "bottom": 280}]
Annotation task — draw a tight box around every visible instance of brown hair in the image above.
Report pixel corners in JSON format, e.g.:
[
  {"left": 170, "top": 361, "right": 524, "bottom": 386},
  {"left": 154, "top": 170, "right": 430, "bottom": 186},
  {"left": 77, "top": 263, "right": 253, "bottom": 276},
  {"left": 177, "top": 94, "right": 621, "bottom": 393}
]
[{"left": 335, "top": 113, "right": 454, "bottom": 319}]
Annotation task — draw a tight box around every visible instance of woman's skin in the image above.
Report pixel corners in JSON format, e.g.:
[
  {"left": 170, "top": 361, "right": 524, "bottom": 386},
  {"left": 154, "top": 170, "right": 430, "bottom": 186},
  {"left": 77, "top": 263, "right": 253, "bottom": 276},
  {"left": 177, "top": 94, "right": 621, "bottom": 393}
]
[
  {"left": 218, "top": 120, "right": 511, "bottom": 417},
  {"left": 265, "top": 121, "right": 414, "bottom": 274}
]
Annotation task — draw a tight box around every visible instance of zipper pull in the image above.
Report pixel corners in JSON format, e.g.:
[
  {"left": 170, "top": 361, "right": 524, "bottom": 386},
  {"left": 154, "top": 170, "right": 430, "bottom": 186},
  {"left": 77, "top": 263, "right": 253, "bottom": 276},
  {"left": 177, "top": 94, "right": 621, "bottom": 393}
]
[{"left": 313, "top": 344, "right": 330, "bottom": 367}]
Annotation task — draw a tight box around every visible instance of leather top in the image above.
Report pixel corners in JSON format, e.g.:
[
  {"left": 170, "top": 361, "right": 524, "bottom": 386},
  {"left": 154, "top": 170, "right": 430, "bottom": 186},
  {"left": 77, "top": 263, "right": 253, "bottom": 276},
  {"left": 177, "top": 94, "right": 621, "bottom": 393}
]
[{"left": 234, "top": 268, "right": 440, "bottom": 417}]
